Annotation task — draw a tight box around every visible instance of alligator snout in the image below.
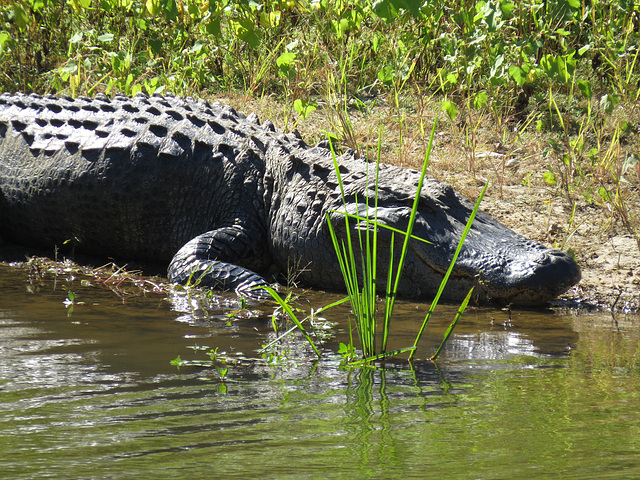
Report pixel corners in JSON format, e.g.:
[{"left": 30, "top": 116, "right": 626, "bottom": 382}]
[
  {"left": 404, "top": 205, "right": 582, "bottom": 306},
  {"left": 478, "top": 248, "right": 581, "bottom": 305}
]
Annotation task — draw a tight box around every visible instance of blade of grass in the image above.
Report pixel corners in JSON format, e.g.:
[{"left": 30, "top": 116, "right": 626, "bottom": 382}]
[
  {"left": 326, "top": 211, "right": 432, "bottom": 245},
  {"left": 349, "top": 346, "right": 417, "bottom": 366},
  {"left": 430, "top": 286, "right": 475, "bottom": 361},
  {"left": 408, "top": 179, "right": 489, "bottom": 361},
  {"left": 260, "top": 296, "right": 350, "bottom": 353},
  {"left": 258, "top": 286, "right": 321, "bottom": 358},
  {"left": 381, "top": 230, "right": 395, "bottom": 352},
  {"left": 327, "top": 137, "right": 379, "bottom": 357},
  {"left": 382, "top": 119, "right": 437, "bottom": 351}
]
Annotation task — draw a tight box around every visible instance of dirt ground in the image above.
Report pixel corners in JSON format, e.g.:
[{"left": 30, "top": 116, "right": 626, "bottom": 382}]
[
  {"left": 218, "top": 93, "right": 639, "bottom": 313},
  {"left": 430, "top": 125, "right": 639, "bottom": 313},
  {"left": 480, "top": 186, "right": 639, "bottom": 312}
]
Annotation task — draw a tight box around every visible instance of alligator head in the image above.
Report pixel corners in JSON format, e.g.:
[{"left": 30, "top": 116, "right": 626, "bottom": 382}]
[{"left": 331, "top": 174, "right": 580, "bottom": 305}]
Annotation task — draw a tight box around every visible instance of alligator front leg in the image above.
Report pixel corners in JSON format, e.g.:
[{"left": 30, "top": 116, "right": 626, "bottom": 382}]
[{"left": 167, "top": 226, "right": 271, "bottom": 300}]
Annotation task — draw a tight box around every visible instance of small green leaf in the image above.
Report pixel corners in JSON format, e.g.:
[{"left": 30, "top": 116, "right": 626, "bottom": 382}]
[
  {"left": 125, "top": 73, "right": 133, "bottom": 92},
  {"left": 540, "top": 54, "right": 558, "bottom": 77},
  {"left": 97, "top": 33, "right": 114, "bottom": 43},
  {"left": 600, "top": 93, "right": 620, "bottom": 114},
  {"left": 148, "top": 37, "right": 163, "bottom": 54},
  {"left": 276, "top": 51, "right": 296, "bottom": 68},
  {"left": 60, "top": 61, "right": 78, "bottom": 74},
  {"left": 446, "top": 71, "right": 459, "bottom": 85},
  {"left": 232, "top": 18, "right": 260, "bottom": 49},
  {"left": 293, "top": 98, "right": 316, "bottom": 120},
  {"left": 577, "top": 80, "right": 592, "bottom": 100},
  {"left": 136, "top": 18, "right": 147, "bottom": 31},
  {"left": 543, "top": 170, "right": 557, "bottom": 186},
  {"left": 0, "top": 32, "right": 8, "bottom": 51},
  {"left": 501, "top": 1, "right": 515, "bottom": 16},
  {"left": 276, "top": 51, "right": 297, "bottom": 79},
  {"left": 12, "top": 3, "right": 29, "bottom": 30},
  {"left": 70, "top": 32, "right": 83, "bottom": 44},
  {"left": 578, "top": 44, "right": 590, "bottom": 56},
  {"left": 509, "top": 65, "right": 526, "bottom": 85},
  {"left": 473, "top": 90, "right": 488, "bottom": 110},
  {"left": 598, "top": 186, "right": 611, "bottom": 202},
  {"left": 377, "top": 65, "right": 394, "bottom": 86},
  {"left": 146, "top": 0, "right": 162, "bottom": 16},
  {"left": 260, "top": 10, "right": 281, "bottom": 28},
  {"left": 441, "top": 100, "right": 458, "bottom": 121},
  {"left": 206, "top": 17, "right": 221, "bottom": 36}
]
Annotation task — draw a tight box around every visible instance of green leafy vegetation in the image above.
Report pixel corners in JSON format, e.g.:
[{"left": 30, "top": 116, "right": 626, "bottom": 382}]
[
  {"left": 3, "top": 1, "right": 639, "bottom": 108},
  {"left": 255, "top": 122, "right": 481, "bottom": 366}
]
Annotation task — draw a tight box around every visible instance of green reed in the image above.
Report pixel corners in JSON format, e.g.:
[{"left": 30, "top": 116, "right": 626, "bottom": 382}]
[{"left": 326, "top": 121, "right": 488, "bottom": 363}]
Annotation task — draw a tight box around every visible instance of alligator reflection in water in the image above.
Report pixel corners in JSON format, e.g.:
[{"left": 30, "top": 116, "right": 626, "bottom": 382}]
[{"left": 1, "top": 263, "right": 639, "bottom": 479}]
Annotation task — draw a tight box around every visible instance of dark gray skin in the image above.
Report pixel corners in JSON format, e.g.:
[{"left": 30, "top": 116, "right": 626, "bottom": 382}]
[{"left": 0, "top": 92, "right": 580, "bottom": 305}]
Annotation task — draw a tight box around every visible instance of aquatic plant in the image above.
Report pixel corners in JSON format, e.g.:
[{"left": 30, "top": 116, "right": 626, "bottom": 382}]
[{"left": 326, "top": 122, "right": 486, "bottom": 363}]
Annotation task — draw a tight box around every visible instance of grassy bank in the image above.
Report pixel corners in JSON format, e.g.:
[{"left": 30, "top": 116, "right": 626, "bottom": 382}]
[{"left": 2, "top": 0, "right": 639, "bottom": 260}]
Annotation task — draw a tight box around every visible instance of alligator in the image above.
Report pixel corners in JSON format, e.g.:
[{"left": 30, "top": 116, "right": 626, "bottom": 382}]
[{"left": 0, "top": 92, "right": 580, "bottom": 305}]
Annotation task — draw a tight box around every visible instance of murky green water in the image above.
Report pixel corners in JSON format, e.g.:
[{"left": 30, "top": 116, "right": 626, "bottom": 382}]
[{"left": 1, "top": 262, "right": 639, "bottom": 479}]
